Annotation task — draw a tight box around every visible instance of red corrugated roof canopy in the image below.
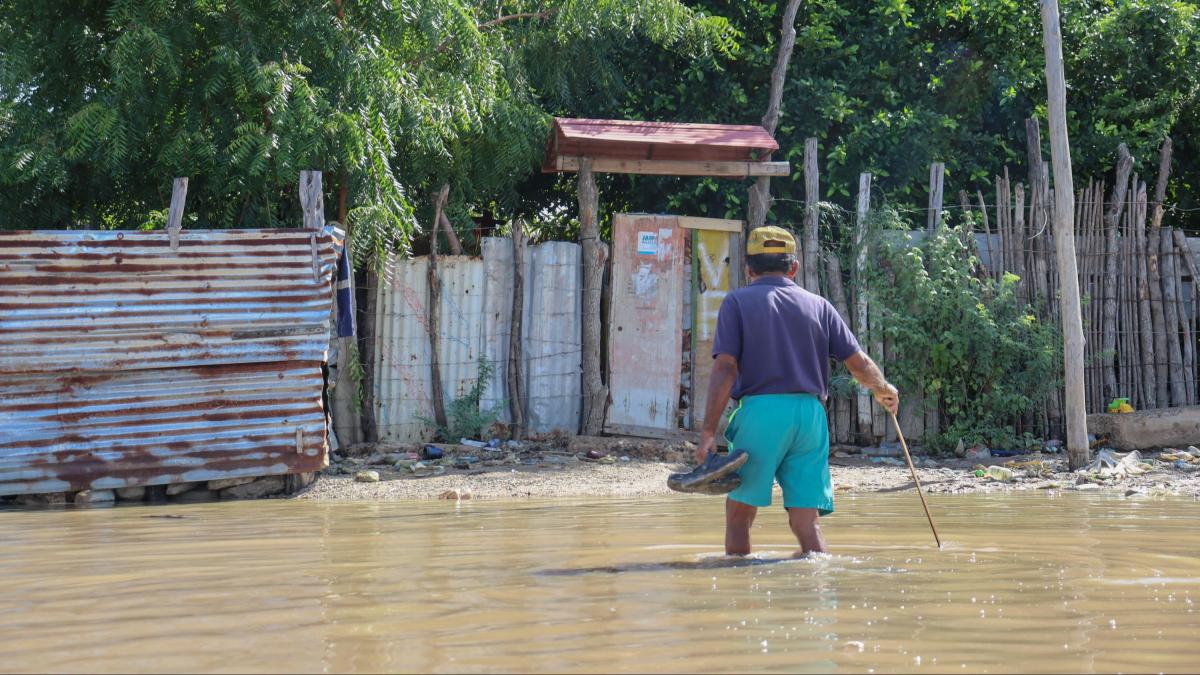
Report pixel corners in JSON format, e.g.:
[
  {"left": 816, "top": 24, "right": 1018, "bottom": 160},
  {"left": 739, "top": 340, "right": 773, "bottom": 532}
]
[{"left": 543, "top": 118, "right": 779, "bottom": 172}]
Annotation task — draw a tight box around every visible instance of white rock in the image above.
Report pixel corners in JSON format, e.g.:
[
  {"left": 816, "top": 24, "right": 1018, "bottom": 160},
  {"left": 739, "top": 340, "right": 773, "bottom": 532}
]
[
  {"left": 74, "top": 490, "right": 116, "bottom": 505},
  {"left": 116, "top": 487, "right": 146, "bottom": 501},
  {"left": 207, "top": 477, "right": 256, "bottom": 491},
  {"left": 355, "top": 470, "right": 381, "bottom": 483},
  {"left": 165, "top": 482, "right": 199, "bottom": 496},
  {"left": 222, "top": 477, "right": 286, "bottom": 499}
]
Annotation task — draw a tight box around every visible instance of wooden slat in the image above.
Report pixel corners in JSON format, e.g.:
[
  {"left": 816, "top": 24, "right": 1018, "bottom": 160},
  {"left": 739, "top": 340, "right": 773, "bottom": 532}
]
[
  {"left": 555, "top": 157, "right": 789, "bottom": 177},
  {"left": 678, "top": 216, "right": 744, "bottom": 232}
]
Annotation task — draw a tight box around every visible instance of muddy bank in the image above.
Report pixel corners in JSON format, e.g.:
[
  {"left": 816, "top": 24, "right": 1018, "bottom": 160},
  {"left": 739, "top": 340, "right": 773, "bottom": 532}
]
[{"left": 299, "top": 436, "right": 1200, "bottom": 502}]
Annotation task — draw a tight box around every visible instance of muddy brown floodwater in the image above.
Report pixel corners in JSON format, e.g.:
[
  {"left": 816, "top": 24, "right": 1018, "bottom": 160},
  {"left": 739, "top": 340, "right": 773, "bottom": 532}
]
[{"left": 1, "top": 493, "right": 1198, "bottom": 673}]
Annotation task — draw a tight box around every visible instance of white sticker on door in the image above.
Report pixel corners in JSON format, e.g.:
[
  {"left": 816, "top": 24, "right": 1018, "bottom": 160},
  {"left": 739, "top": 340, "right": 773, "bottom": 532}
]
[{"left": 637, "top": 231, "right": 658, "bottom": 256}]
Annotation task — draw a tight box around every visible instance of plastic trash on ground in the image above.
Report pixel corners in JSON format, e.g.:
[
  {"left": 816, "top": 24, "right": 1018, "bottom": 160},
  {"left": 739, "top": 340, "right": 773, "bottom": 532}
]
[
  {"left": 1081, "top": 449, "right": 1152, "bottom": 478},
  {"left": 983, "top": 465, "right": 1015, "bottom": 482}
]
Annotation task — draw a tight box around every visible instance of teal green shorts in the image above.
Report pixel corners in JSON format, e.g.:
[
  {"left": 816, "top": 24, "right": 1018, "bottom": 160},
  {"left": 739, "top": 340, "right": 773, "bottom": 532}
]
[{"left": 723, "top": 393, "right": 834, "bottom": 514}]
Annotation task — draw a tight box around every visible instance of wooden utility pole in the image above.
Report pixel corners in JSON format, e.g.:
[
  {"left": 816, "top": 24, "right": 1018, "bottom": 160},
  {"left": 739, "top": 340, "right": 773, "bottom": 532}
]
[
  {"left": 1040, "top": 0, "right": 1089, "bottom": 469},
  {"left": 579, "top": 158, "right": 608, "bottom": 435},
  {"left": 747, "top": 0, "right": 802, "bottom": 232}
]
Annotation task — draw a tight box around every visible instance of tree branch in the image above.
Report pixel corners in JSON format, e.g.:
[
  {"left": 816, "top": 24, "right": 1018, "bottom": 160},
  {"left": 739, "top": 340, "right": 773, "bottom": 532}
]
[{"left": 415, "top": 9, "right": 558, "bottom": 65}]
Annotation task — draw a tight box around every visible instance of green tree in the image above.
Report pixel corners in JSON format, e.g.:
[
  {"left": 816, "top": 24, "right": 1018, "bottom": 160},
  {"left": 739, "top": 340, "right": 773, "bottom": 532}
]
[
  {"left": 566, "top": 0, "right": 1200, "bottom": 234},
  {"left": 0, "top": 0, "right": 733, "bottom": 262}
]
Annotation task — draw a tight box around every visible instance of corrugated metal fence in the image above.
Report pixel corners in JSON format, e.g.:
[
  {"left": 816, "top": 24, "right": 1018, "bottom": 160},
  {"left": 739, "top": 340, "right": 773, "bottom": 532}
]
[
  {"left": 0, "top": 228, "right": 338, "bottom": 496},
  {"left": 373, "top": 238, "right": 581, "bottom": 443}
]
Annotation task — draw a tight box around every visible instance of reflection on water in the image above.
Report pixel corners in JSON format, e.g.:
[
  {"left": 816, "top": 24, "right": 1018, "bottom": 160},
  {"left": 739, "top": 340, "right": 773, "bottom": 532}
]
[{"left": 1, "top": 493, "right": 1198, "bottom": 673}]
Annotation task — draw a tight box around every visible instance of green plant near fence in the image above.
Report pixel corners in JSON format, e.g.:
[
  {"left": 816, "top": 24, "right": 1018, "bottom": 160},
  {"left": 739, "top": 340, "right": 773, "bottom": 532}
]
[
  {"left": 865, "top": 208, "right": 1062, "bottom": 454},
  {"left": 421, "top": 357, "right": 503, "bottom": 443}
]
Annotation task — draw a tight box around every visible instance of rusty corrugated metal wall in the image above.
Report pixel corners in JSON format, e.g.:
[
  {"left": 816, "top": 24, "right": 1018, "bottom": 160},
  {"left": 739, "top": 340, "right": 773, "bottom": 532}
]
[
  {"left": 374, "top": 255, "right": 486, "bottom": 443},
  {"left": 0, "top": 228, "right": 338, "bottom": 496},
  {"left": 373, "top": 241, "right": 583, "bottom": 444}
]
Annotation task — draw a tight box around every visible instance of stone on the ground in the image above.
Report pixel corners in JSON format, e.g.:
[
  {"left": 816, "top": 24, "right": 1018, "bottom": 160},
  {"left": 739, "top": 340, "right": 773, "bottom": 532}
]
[
  {"left": 173, "top": 488, "right": 220, "bottom": 502},
  {"left": 74, "top": 489, "right": 115, "bottom": 505},
  {"left": 207, "top": 477, "right": 256, "bottom": 491},
  {"left": 116, "top": 487, "right": 146, "bottom": 501},
  {"left": 222, "top": 476, "right": 285, "bottom": 499},
  {"left": 439, "top": 488, "right": 471, "bottom": 500},
  {"left": 15, "top": 492, "right": 68, "bottom": 506},
  {"left": 1087, "top": 405, "right": 1200, "bottom": 450},
  {"left": 862, "top": 443, "right": 903, "bottom": 457},
  {"left": 165, "top": 482, "right": 199, "bottom": 496},
  {"left": 355, "top": 470, "right": 381, "bottom": 483}
]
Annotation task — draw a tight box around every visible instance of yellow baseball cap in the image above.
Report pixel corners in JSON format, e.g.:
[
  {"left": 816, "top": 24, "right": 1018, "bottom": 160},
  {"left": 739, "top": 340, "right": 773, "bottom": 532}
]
[{"left": 747, "top": 226, "right": 797, "bottom": 255}]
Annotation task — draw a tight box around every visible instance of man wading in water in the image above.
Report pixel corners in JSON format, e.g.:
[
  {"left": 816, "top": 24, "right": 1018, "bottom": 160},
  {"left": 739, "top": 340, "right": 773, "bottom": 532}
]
[{"left": 695, "top": 226, "right": 899, "bottom": 557}]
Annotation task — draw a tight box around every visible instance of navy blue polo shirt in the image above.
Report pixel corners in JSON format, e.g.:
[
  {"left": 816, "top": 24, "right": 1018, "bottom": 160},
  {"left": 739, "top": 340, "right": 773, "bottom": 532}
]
[{"left": 712, "top": 275, "right": 861, "bottom": 400}]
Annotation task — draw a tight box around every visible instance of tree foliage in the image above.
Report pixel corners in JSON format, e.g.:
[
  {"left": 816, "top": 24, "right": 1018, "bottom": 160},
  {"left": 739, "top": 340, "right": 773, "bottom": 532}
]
[
  {"left": 584, "top": 0, "right": 1200, "bottom": 233},
  {"left": 867, "top": 209, "right": 1062, "bottom": 454},
  {"left": 0, "top": 0, "right": 732, "bottom": 262}
]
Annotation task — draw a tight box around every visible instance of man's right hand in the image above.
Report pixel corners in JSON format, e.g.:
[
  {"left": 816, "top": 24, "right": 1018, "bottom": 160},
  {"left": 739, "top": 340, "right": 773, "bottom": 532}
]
[{"left": 873, "top": 382, "right": 900, "bottom": 415}]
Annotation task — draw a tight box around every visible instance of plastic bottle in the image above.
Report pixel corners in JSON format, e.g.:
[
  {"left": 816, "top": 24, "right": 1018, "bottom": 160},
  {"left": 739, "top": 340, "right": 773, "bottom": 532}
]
[{"left": 983, "top": 465, "right": 1015, "bottom": 482}]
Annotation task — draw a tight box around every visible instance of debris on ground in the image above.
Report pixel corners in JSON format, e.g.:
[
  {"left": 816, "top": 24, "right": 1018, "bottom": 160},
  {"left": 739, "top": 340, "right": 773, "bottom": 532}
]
[{"left": 299, "top": 435, "right": 1200, "bottom": 502}]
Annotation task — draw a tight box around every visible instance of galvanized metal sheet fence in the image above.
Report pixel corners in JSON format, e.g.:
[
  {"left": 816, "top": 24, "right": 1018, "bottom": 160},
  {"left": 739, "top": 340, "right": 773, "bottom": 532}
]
[
  {"left": 0, "top": 228, "right": 339, "bottom": 496},
  {"left": 372, "top": 238, "right": 582, "bottom": 443}
]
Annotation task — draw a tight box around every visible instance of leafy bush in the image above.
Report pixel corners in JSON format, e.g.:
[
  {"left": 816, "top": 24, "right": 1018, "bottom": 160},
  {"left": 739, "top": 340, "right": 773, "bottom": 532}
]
[
  {"left": 866, "top": 209, "right": 1062, "bottom": 454},
  {"left": 423, "top": 357, "right": 503, "bottom": 443}
]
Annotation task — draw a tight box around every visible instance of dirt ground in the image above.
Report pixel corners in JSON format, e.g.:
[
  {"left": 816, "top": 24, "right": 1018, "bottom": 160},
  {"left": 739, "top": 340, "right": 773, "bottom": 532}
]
[{"left": 298, "top": 435, "right": 1200, "bottom": 502}]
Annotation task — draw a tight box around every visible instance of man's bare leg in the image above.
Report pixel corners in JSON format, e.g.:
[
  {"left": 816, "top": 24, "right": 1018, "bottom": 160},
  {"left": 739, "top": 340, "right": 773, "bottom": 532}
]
[
  {"left": 786, "top": 507, "right": 828, "bottom": 557},
  {"left": 725, "top": 499, "right": 758, "bottom": 556}
]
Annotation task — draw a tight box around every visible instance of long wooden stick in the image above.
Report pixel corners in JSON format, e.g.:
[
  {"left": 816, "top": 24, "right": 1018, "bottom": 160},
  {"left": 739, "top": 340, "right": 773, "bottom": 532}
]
[{"left": 889, "top": 412, "right": 942, "bottom": 549}]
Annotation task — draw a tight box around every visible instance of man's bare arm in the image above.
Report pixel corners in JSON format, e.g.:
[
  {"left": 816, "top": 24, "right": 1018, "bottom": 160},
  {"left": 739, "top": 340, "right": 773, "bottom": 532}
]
[
  {"left": 696, "top": 354, "right": 738, "bottom": 462},
  {"left": 844, "top": 351, "right": 899, "bottom": 414}
]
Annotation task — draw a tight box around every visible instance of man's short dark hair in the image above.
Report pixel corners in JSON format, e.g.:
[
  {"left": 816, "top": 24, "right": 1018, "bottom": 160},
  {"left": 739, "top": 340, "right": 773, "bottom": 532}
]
[{"left": 747, "top": 253, "right": 796, "bottom": 275}]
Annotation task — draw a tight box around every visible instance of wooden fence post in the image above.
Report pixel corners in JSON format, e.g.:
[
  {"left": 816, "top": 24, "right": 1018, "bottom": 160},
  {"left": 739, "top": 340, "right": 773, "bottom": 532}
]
[
  {"left": 927, "top": 162, "right": 945, "bottom": 234},
  {"left": 508, "top": 219, "right": 527, "bottom": 439},
  {"left": 1041, "top": 0, "right": 1089, "bottom": 469},
  {"left": 579, "top": 157, "right": 608, "bottom": 435},
  {"left": 427, "top": 184, "right": 450, "bottom": 431},
  {"left": 803, "top": 138, "right": 820, "bottom": 292},
  {"left": 853, "top": 172, "right": 873, "bottom": 439},
  {"left": 300, "top": 170, "right": 324, "bottom": 230},
  {"left": 1101, "top": 144, "right": 1134, "bottom": 402},
  {"left": 167, "top": 177, "right": 188, "bottom": 250}
]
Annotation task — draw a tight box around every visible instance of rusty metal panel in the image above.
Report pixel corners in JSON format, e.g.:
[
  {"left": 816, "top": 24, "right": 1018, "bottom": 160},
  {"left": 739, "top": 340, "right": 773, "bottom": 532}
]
[
  {"left": 524, "top": 241, "right": 582, "bottom": 434},
  {"left": 607, "top": 214, "right": 685, "bottom": 430},
  {"left": 374, "top": 255, "right": 485, "bottom": 443},
  {"left": 481, "top": 238, "right": 583, "bottom": 435},
  {"left": 0, "top": 363, "right": 326, "bottom": 496},
  {"left": 0, "top": 229, "right": 337, "bottom": 373},
  {"left": 0, "top": 227, "right": 339, "bottom": 497}
]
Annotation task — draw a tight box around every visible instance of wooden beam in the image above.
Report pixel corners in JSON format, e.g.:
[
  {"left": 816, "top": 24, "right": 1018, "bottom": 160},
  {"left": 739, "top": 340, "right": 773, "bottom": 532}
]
[
  {"left": 579, "top": 158, "right": 608, "bottom": 435},
  {"left": 555, "top": 156, "right": 789, "bottom": 178},
  {"left": 678, "top": 216, "right": 744, "bottom": 232}
]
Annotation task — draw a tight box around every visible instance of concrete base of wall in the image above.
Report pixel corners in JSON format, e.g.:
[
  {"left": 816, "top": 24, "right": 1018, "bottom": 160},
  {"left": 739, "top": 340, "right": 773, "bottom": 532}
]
[{"left": 1087, "top": 405, "right": 1200, "bottom": 450}]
